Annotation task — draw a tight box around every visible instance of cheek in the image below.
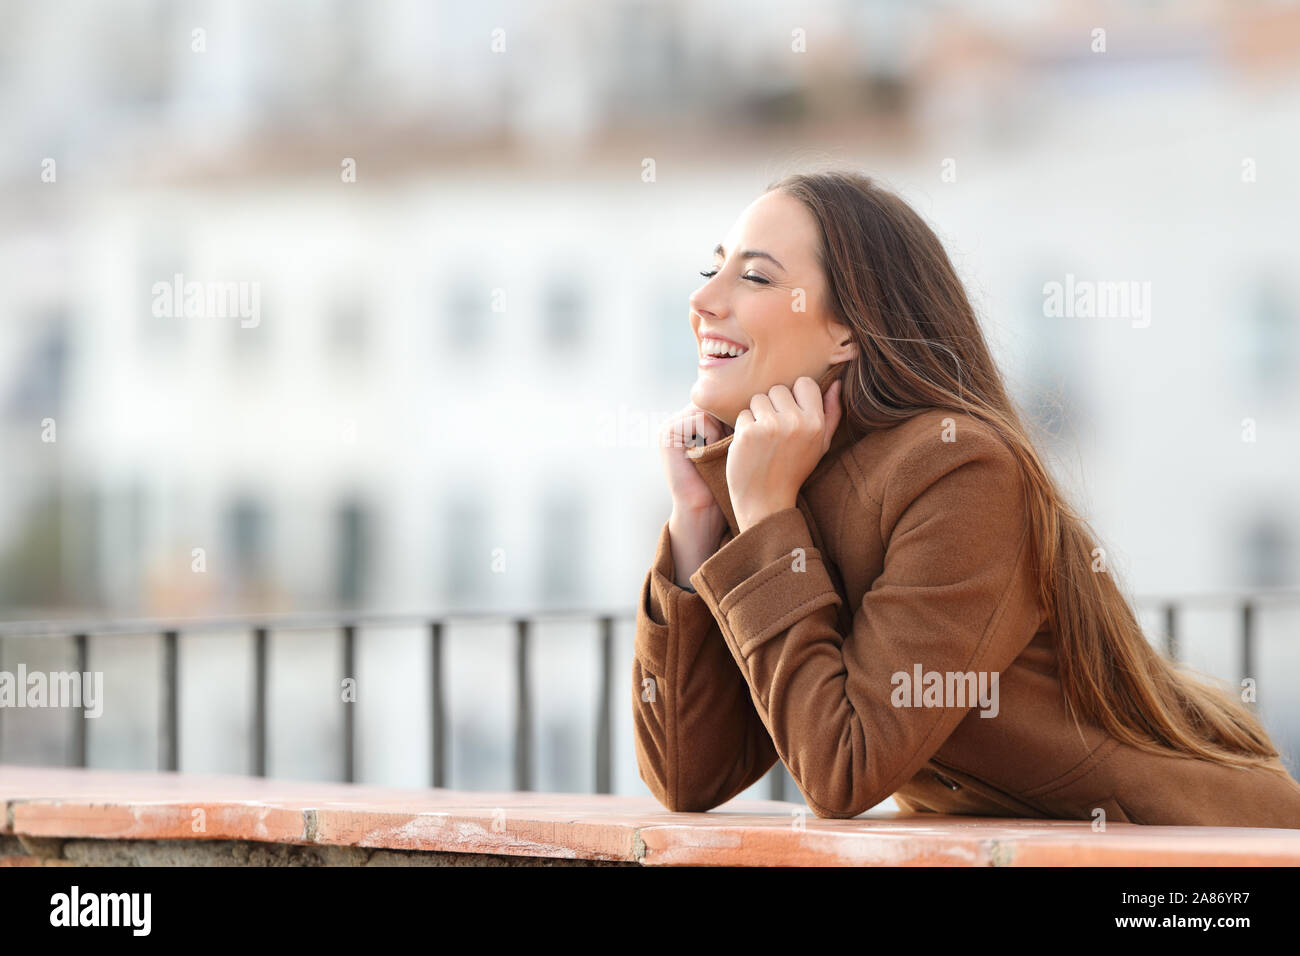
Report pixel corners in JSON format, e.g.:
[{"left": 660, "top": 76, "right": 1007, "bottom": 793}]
[{"left": 736, "top": 310, "right": 783, "bottom": 356}]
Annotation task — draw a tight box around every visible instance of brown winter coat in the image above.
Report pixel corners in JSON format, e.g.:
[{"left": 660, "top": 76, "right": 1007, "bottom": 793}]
[{"left": 633, "top": 361, "right": 1300, "bottom": 827}]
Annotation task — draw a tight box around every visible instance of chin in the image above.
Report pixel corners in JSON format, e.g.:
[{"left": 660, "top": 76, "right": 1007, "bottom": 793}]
[
  {"left": 689, "top": 378, "right": 725, "bottom": 414},
  {"left": 688, "top": 383, "right": 734, "bottom": 427}
]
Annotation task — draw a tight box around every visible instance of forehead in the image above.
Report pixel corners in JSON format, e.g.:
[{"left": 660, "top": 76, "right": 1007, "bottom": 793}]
[{"left": 721, "top": 190, "right": 819, "bottom": 270}]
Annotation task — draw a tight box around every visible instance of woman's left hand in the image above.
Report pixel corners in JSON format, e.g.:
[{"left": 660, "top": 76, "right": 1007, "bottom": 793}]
[{"left": 727, "top": 377, "right": 843, "bottom": 533}]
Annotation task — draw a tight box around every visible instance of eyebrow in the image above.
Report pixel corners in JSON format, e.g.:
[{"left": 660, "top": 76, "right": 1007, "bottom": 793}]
[{"left": 713, "top": 243, "right": 786, "bottom": 272}]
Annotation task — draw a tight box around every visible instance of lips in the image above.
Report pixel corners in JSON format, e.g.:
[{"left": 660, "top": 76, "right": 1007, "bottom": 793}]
[
  {"left": 698, "top": 351, "right": 746, "bottom": 367},
  {"left": 698, "top": 332, "right": 750, "bottom": 360}
]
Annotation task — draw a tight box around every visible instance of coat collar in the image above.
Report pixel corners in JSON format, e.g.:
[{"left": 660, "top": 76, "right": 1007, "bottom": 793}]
[{"left": 686, "top": 361, "right": 856, "bottom": 537}]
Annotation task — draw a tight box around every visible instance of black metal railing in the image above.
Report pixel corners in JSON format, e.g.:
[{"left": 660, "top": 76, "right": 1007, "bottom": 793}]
[
  {"left": 1143, "top": 592, "right": 1287, "bottom": 685},
  {"left": 0, "top": 609, "right": 625, "bottom": 794},
  {"left": 1, "top": 590, "right": 1297, "bottom": 802}
]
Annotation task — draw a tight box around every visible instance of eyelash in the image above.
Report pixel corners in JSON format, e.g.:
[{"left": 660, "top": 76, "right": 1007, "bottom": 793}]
[{"left": 698, "top": 269, "right": 770, "bottom": 285}]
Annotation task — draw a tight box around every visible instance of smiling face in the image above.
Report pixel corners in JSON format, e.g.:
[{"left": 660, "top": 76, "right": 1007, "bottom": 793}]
[{"left": 689, "top": 189, "right": 858, "bottom": 428}]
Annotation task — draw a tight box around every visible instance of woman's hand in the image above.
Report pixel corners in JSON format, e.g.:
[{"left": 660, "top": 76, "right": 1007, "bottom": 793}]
[
  {"left": 658, "top": 402, "right": 731, "bottom": 514},
  {"left": 658, "top": 403, "right": 731, "bottom": 586},
  {"left": 727, "top": 377, "right": 842, "bottom": 533}
]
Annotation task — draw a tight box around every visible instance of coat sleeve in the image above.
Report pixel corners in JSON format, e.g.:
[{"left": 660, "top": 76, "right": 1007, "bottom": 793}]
[
  {"left": 632, "top": 518, "right": 780, "bottom": 812},
  {"left": 687, "top": 426, "right": 1043, "bottom": 818}
]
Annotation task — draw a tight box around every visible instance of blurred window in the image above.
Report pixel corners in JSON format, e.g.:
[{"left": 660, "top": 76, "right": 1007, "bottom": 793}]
[
  {"left": 335, "top": 497, "right": 368, "bottom": 605},
  {"left": 1242, "top": 277, "right": 1293, "bottom": 397},
  {"left": 443, "top": 278, "right": 486, "bottom": 351},
  {"left": 1240, "top": 511, "right": 1291, "bottom": 589},
  {"left": 543, "top": 278, "right": 585, "bottom": 349},
  {"left": 330, "top": 291, "right": 367, "bottom": 358},
  {"left": 442, "top": 495, "right": 488, "bottom": 608},
  {"left": 226, "top": 495, "right": 267, "bottom": 593},
  {"left": 540, "top": 487, "right": 585, "bottom": 605}
]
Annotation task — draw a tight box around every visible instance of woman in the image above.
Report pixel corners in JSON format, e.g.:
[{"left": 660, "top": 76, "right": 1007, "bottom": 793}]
[{"left": 632, "top": 169, "right": 1300, "bottom": 827}]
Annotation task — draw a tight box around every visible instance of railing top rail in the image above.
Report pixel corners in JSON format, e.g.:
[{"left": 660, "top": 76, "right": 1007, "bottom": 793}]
[
  {"left": 0, "top": 607, "right": 635, "bottom": 639},
  {"left": 1, "top": 589, "right": 1299, "bottom": 639},
  {"left": 1129, "top": 589, "right": 1300, "bottom": 608}
]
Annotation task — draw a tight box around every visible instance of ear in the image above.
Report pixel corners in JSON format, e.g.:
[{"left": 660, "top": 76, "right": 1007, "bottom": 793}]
[
  {"left": 828, "top": 324, "right": 858, "bottom": 363},
  {"left": 831, "top": 339, "right": 858, "bottom": 363}
]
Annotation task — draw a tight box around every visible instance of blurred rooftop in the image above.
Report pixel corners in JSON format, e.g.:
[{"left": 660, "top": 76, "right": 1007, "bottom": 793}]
[{"left": 3, "top": 0, "right": 1300, "bottom": 193}]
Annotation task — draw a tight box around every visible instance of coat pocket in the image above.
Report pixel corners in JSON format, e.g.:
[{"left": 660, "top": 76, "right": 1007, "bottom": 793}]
[
  {"left": 633, "top": 615, "right": 668, "bottom": 677},
  {"left": 926, "top": 759, "right": 1055, "bottom": 819}
]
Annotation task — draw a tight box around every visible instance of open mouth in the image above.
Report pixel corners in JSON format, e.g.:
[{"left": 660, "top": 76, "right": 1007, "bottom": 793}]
[{"left": 698, "top": 337, "right": 749, "bottom": 366}]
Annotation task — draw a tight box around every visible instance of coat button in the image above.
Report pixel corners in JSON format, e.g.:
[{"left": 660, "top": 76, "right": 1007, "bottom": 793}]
[{"left": 932, "top": 770, "right": 961, "bottom": 791}]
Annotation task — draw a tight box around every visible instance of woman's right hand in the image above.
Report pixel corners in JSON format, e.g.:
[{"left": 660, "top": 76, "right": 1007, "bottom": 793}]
[{"left": 658, "top": 404, "right": 731, "bottom": 586}]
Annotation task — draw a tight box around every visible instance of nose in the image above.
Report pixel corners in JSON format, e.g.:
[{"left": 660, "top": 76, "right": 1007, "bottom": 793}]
[{"left": 690, "top": 279, "right": 724, "bottom": 323}]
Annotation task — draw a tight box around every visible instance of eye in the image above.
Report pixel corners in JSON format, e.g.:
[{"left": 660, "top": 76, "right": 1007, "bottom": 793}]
[{"left": 697, "top": 269, "right": 769, "bottom": 284}]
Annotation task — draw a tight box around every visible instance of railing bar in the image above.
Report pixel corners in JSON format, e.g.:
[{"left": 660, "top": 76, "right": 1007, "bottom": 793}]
[
  {"left": 342, "top": 623, "right": 356, "bottom": 784},
  {"left": 72, "top": 633, "right": 88, "bottom": 768},
  {"left": 596, "top": 616, "right": 612, "bottom": 795},
  {"left": 1163, "top": 603, "right": 1178, "bottom": 661},
  {"left": 252, "top": 627, "right": 268, "bottom": 777},
  {"left": 430, "top": 620, "right": 445, "bottom": 789},
  {"left": 160, "top": 630, "right": 179, "bottom": 771},
  {"left": 1241, "top": 601, "right": 1255, "bottom": 688},
  {"left": 515, "top": 619, "right": 531, "bottom": 792}
]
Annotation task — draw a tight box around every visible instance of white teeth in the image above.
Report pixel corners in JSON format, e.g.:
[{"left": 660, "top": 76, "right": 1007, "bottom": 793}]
[{"left": 701, "top": 338, "right": 748, "bottom": 357}]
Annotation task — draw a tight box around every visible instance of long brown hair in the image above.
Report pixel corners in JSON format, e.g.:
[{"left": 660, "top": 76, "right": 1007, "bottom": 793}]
[{"left": 770, "top": 168, "right": 1289, "bottom": 775}]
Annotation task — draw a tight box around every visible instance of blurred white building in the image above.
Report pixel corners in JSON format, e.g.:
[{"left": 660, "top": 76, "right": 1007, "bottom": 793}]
[{"left": 1, "top": 0, "right": 1298, "bottom": 794}]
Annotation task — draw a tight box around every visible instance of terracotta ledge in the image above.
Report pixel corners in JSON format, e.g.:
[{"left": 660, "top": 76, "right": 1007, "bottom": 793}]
[{"left": 2, "top": 764, "right": 1298, "bottom": 866}]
